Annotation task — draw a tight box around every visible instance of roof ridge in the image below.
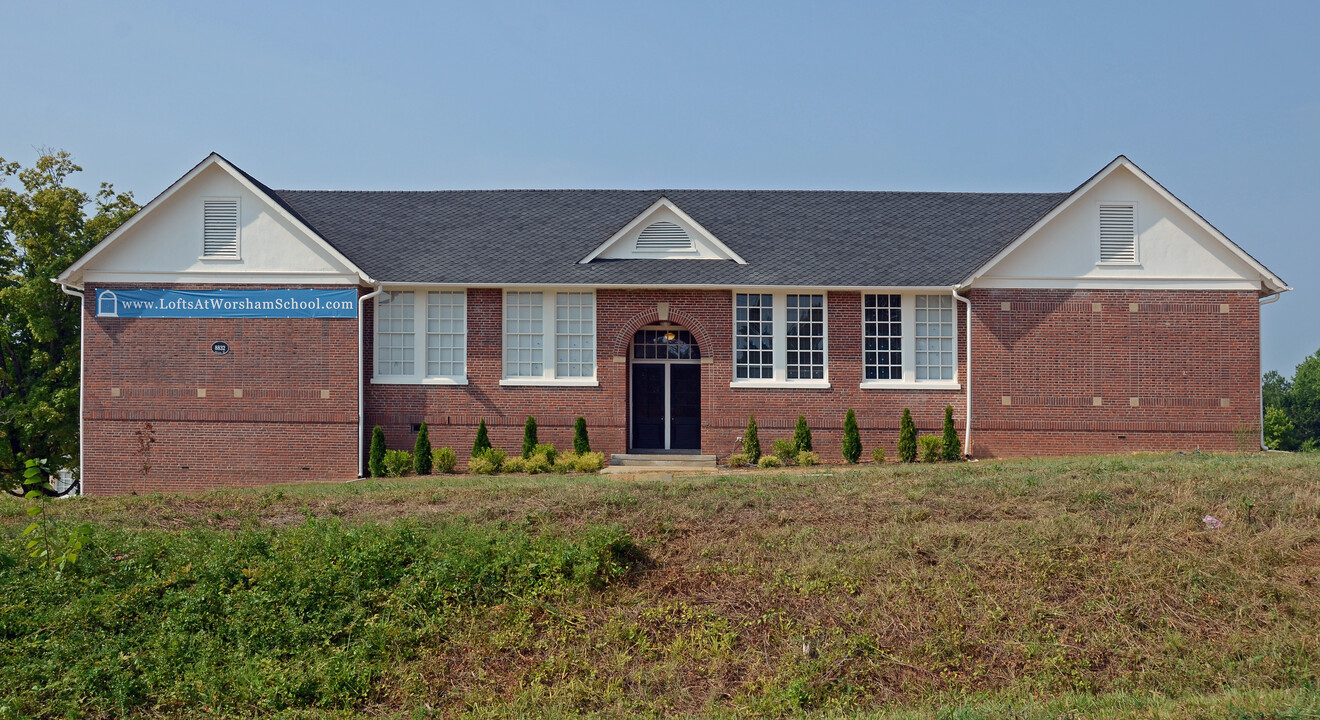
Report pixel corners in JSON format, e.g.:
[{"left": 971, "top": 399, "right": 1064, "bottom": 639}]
[{"left": 274, "top": 188, "right": 1070, "bottom": 196}]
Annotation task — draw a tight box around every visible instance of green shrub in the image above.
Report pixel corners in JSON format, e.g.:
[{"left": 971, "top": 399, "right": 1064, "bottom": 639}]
[
  {"left": 525, "top": 454, "right": 552, "bottom": 474},
  {"left": 432, "top": 447, "right": 458, "bottom": 474},
  {"left": 744, "top": 415, "right": 761, "bottom": 463},
  {"left": 918, "top": 435, "right": 942, "bottom": 463},
  {"left": 941, "top": 405, "right": 962, "bottom": 461},
  {"left": 573, "top": 452, "right": 605, "bottom": 472},
  {"left": 522, "top": 416, "right": 539, "bottom": 459},
  {"left": 369, "top": 425, "right": 387, "bottom": 477},
  {"left": 383, "top": 450, "right": 413, "bottom": 477},
  {"left": 413, "top": 422, "right": 433, "bottom": 474},
  {"left": 472, "top": 420, "right": 491, "bottom": 456},
  {"left": 871, "top": 447, "right": 886, "bottom": 464},
  {"left": 757, "top": 455, "right": 783, "bottom": 469},
  {"left": 841, "top": 408, "right": 861, "bottom": 463},
  {"left": 772, "top": 438, "right": 797, "bottom": 464},
  {"left": 727, "top": 453, "right": 749, "bottom": 468},
  {"left": 898, "top": 408, "right": 917, "bottom": 463},
  {"left": 574, "top": 416, "right": 591, "bottom": 454},
  {"left": 531, "top": 443, "right": 557, "bottom": 465},
  {"left": 552, "top": 453, "right": 576, "bottom": 474},
  {"left": 797, "top": 450, "right": 819, "bottom": 466},
  {"left": 470, "top": 447, "right": 506, "bottom": 475},
  {"left": 502, "top": 457, "right": 527, "bottom": 473},
  {"left": 793, "top": 414, "right": 813, "bottom": 452}
]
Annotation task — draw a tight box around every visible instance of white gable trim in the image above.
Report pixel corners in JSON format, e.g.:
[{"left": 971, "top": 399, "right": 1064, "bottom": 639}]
[
  {"left": 579, "top": 197, "right": 747, "bottom": 265},
  {"left": 57, "top": 153, "right": 374, "bottom": 288},
  {"left": 960, "top": 156, "right": 1289, "bottom": 294}
]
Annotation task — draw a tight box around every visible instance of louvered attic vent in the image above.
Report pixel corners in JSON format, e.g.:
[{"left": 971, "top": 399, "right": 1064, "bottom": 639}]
[
  {"left": 1098, "top": 203, "right": 1136, "bottom": 263},
  {"left": 203, "top": 199, "right": 240, "bottom": 257},
  {"left": 636, "top": 221, "right": 693, "bottom": 251}
]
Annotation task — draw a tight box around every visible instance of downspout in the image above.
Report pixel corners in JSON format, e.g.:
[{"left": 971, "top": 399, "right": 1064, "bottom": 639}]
[
  {"left": 53, "top": 279, "right": 85, "bottom": 495},
  {"left": 357, "top": 282, "right": 385, "bottom": 477},
  {"left": 1259, "top": 291, "right": 1283, "bottom": 451},
  {"left": 951, "top": 284, "right": 972, "bottom": 458}
]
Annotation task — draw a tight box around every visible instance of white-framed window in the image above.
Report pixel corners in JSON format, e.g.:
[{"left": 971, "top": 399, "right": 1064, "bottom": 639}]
[
  {"left": 501, "top": 290, "right": 597, "bottom": 385},
  {"left": 201, "top": 197, "right": 240, "bottom": 258},
  {"left": 373, "top": 289, "right": 467, "bottom": 384},
  {"left": 732, "top": 291, "right": 828, "bottom": 387},
  {"left": 860, "top": 292, "right": 959, "bottom": 389}
]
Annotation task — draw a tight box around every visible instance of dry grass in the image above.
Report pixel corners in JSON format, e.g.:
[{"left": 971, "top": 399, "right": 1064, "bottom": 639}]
[{"left": 3, "top": 451, "right": 1319, "bottom": 718}]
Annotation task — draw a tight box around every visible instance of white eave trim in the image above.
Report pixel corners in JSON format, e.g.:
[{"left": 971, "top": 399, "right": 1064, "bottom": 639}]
[
  {"left": 56, "top": 152, "right": 376, "bottom": 289},
  {"left": 578, "top": 196, "right": 747, "bottom": 265},
  {"left": 958, "top": 155, "right": 1290, "bottom": 295}
]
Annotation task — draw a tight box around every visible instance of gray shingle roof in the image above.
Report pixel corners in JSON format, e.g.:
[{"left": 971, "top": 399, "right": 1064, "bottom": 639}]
[{"left": 271, "top": 188, "right": 1070, "bottom": 287}]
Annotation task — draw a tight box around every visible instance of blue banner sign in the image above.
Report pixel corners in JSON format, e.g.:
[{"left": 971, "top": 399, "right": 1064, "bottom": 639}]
[{"left": 95, "top": 288, "right": 358, "bottom": 319}]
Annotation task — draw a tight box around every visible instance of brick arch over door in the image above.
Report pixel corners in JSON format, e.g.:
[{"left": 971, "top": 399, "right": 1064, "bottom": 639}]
[{"left": 611, "top": 307, "right": 715, "bottom": 359}]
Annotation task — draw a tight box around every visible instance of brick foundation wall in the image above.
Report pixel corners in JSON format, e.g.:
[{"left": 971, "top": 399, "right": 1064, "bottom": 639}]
[{"left": 81, "top": 283, "right": 361, "bottom": 494}]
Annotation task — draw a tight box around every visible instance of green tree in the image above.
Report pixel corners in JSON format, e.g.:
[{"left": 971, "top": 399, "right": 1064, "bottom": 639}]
[
  {"left": 472, "top": 419, "right": 491, "bottom": 456},
  {"left": 941, "top": 406, "right": 962, "bottom": 461},
  {"left": 0, "top": 152, "right": 137, "bottom": 494},
  {"left": 522, "top": 416, "right": 538, "bottom": 459},
  {"left": 368, "top": 426, "right": 387, "bottom": 477},
  {"left": 573, "top": 416, "right": 591, "bottom": 454},
  {"left": 1264, "top": 406, "right": 1296, "bottom": 451},
  {"left": 1263, "top": 370, "right": 1290, "bottom": 412},
  {"left": 743, "top": 415, "right": 761, "bottom": 463},
  {"left": 793, "top": 414, "right": 813, "bottom": 452},
  {"left": 1287, "top": 350, "right": 1320, "bottom": 449},
  {"left": 413, "top": 422, "right": 433, "bottom": 474},
  {"left": 841, "top": 408, "right": 861, "bottom": 463},
  {"left": 898, "top": 408, "right": 917, "bottom": 463}
]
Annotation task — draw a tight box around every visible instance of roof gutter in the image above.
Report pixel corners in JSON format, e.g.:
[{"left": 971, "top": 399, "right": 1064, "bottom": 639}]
[
  {"left": 52, "top": 279, "right": 86, "bottom": 495},
  {"left": 1259, "top": 290, "right": 1285, "bottom": 452},
  {"left": 951, "top": 284, "right": 973, "bottom": 458},
  {"left": 357, "top": 282, "right": 384, "bottom": 477}
]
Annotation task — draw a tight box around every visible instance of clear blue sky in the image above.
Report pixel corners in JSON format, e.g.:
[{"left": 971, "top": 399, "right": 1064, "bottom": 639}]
[{"left": 3, "top": 1, "right": 1316, "bottom": 374}]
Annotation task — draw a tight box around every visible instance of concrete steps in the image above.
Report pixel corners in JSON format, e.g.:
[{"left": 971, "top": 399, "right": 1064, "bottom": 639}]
[{"left": 602, "top": 453, "right": 718, "bottom": 474}]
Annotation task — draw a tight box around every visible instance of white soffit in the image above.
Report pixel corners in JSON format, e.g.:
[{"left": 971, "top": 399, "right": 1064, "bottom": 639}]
[
  {"left": 961, "top": 156, "right": 1289, "bottom": 294},
  {"left": 579, "top": 197, "right": 747, "bottom": 264}
]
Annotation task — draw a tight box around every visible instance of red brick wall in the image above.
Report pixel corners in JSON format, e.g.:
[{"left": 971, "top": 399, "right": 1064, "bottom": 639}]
[
  {"left": 81, "top": 283, "right": 361, "bottom": 494},
  {"left": 968, "top": 289, "right": 1261, "bottom": 456}
]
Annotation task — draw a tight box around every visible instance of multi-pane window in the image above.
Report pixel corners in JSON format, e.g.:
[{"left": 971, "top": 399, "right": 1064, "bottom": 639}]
[
  {"left": 734, "top": 293, "right": 774, "bottom": 379},
  {"left": 426, "top": 292, "right": 466, "bottom": 378},
  {"left": 555, "top": 292, "right": 595, "bottom": 378},
  {"left": 504, "top": 292, "right": 544, "bottom": 378},
  {"left": 376, "top": 291, "right": 415, "bottom": 376},
  {"left": 633, "top": 329, "right": 700, "bottom": 359},
  {"left": 786, "top": 294, "right": 825, "bottom": 380},
  {"left": 863, "top": 294, "right": 902, "bottom": 380},
  {"left": 914, "top": 294, "right": 955, "bottom": 380}
]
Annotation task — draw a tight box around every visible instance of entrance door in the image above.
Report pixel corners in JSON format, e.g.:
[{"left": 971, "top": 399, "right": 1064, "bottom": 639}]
[{"left": 630, "top": 327, "right": 702, "bottom": 452}]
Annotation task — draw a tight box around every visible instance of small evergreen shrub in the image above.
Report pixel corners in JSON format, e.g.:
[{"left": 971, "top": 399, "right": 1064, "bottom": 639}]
[
  {"left": 941, "top": 405, "right": 962, "bottom": 461},
  {"left": 470, "top": 447, "right": 506, "bottom": 474},
  {"left": 552, "top": 453, "right": 577, "bottom": 474},
  {"left": 413, "top": 422, "right": 433, "bottom": 475},
  {"left": 432, "top": 447, "right": 458, "bottom": 474},
  {"left": 574, "top": 452, "right": 605, "bottom": 472},
  {"left": 531, "top": 443, "right": 558, "bottom": 465},
  {"left": 898, "top": 408, "right": 917, "bottom": 463},
  {"left": 502, "top": 457, "right": 528, "bottom": 473},
  {"left": 525, "top": 454, "right": 552, "bottom": 474},
  {"left": 793, "top": 415, "right": 813, "bottom": 452},
  {"left": 573, "top": 417, "right": 591, "bottom": 454},
  {"left": 772, "top": 438, "right": 797, "bottom": 464},
  {"left": 727, "top": 453, "right": 749, "bottom": 468},
  {"left": 744, "top": 416, "right": 761, "bottom": 463},
  {"left": 369, "top": 425, "right": 387, "bottom": 477},
  {"left": 383, "top": 450, "right": 413, "bottom": 477},
  {"left": 522, "top": 416, "right": 539, "bottom": 459},
  {"left": 871, "top": 447, "right": 886, "bottom": 464},
  {"left": 841, "top": 408, "right": 862, "bottom": 463},
  {"left": 757, "top": 455, "right": 783, "bottom": 469},
  {"left": 918, "top": 435, "right": 942, "bottom": 463},
  {"left": 472, "top": 420, "right": 491, "bottom": 457},
  {"left": 797, "top": 450, "right": 820, "bottom": 466}
]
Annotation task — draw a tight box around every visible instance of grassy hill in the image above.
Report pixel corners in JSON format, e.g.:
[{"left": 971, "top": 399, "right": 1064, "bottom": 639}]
[{"left": 1, "top": 452, "right": 1318, "bottom": 718}]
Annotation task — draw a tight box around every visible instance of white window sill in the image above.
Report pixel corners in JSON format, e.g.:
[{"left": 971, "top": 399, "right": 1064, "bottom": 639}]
[
  {"left": 372, "top": 376, "right": 469, "bottom": 385},
  {"left": 198, "top": 255, "right": 242, "bottom": 262},
  {"left": 729, "top": 380, "right": 831, "bottom": 390},
  {"left": 499, "top": 378, "right": 599, "bottom": 387},
  {"left": 859, "top": 381, "right": 961, "bottom": 391}
]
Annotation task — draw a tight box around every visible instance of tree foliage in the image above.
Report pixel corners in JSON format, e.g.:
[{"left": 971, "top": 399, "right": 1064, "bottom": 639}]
[
  {"left": 743, "top": 415, "right": 761, "bottom": 463},
  {"left": 472, "top": 419, "right": 491, "bottom": 457},
  {"left": 369, "top": 426, "right": 387, "bottom": 477},
  {"left": 522, "top": 416, "right": 538, "bottom": 459},
  {"left": 1265, "top": 351, "right": 1320, "bottom": 451},
  {"left": 413, "top": 422, "right": 432, "bottom": 475},
  {"left": 0, "top": 152, "right": 138, "bottom": 492},
  {"left": 941, "top": 406, "right": 962, "bottom": 461},
  {"left": 840, "top": 409, "right": 861, "bottom": 463},
  {"left": 573, "top": 416, "right": 591, "bottom": 454},
  {"left": 793, "top": 414, "right": 813, "bottom": 453},
  {"left": 898, "top": 408, "right": 917, "bottom": 463}
]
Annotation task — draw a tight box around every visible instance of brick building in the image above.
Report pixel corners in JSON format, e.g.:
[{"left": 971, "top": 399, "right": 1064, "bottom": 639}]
[{"left": 56, "top": 154, "right": 1288, "bottom": 493}]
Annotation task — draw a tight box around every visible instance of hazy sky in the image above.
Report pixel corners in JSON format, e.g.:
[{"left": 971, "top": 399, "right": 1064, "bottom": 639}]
[{"left": 3, "top": 1, "right": 1316, "bottom": 373}]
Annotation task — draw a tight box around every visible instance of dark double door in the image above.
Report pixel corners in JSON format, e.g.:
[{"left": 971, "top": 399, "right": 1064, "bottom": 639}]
[{"left": 631, "top": 363, "right": 700, "bottom": 451}]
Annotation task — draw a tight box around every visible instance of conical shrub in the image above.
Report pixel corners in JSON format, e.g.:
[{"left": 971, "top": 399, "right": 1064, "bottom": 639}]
[
  {"left": 841, "top": 408, "right": 861, "bottom": 463},
  {"left": 573, "top": 416, "right": 591, "bottom": 454},
  {"left": 793, "top": 414, "right": 813, "bottom": 452},
  {"left": 744, "top": 415, "right": 761, "bottom": 463},
  {"left": 472, "top": 420, "right": 491, "bottom": 457},
  {"left": 413, "top": 422, "right": 433, "bottom": 474},
  {"left": 369, "top": 425, "right": 387, "bottom": 477},
  {"left": 941, "top": 406, "right": 962, "bottom": 461},
  {"left": 898, "top": 408, "right": 917, "bottom": 463},
  {"left": 522, "top": 416, "right": 539, "bottom": 459}
]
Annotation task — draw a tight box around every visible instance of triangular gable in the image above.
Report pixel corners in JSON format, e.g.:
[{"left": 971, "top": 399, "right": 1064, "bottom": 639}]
[
  {"left": 57, "top": 153, "right": 374, "bottom": 288},
  {"left": 579, "top": 197, "right": 746, "bottom": 264},
  {"left": 961, "top": 156, "right": 1289, "bottom": 294}
]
